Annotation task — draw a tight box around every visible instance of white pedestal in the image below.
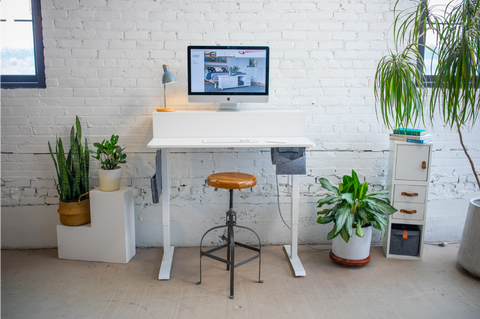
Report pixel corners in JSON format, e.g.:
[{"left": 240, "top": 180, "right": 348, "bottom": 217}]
[{"left": 57, "top": 187, "right": 136, "bottom": 263}]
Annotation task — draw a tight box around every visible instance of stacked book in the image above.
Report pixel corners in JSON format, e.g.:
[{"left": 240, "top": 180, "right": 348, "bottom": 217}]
[{"left": 390, "top": 128, "right": 432, "bottom": 144}]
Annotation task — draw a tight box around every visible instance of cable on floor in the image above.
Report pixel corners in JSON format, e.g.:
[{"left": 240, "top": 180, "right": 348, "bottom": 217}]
[{"left": 276, "top": 175, "right": 329, "bottom": 251}]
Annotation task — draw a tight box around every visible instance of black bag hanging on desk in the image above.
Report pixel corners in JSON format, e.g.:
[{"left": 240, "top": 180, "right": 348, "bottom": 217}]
[
  {"left": 271, "top": 147, "right": 306, "bottom": 175},
  {"left": 151, "top": 149, "right": 162, "bottom": 204}
]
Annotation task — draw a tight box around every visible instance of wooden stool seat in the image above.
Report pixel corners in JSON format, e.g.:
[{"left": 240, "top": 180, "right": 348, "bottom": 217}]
[{"left": 207, "top": 172, "right": 257, "bottom": 189}]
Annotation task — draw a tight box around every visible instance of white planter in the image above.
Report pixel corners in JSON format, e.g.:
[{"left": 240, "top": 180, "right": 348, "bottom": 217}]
[
  {"left": 98, "top": 168, "right": 122, "bottom": 192},
  {"left": 457, "top": 197, "right": 480, "bottom": 278},
  {"left": 332, "top": 225, "right": 372, "bottom": 260}
]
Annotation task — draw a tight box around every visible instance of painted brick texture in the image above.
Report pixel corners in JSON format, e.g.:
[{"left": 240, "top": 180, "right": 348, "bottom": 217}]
[{"left": 1, "top": 0, "right": 479, "bottom": 248}]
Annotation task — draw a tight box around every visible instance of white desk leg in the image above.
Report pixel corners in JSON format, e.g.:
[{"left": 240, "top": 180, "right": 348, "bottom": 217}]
[
  {"left": 158, "top": 148, "right": 174, "bottom": 280},
  {"left": 284, "top": 175, "right": 306, "bottom": 277}
]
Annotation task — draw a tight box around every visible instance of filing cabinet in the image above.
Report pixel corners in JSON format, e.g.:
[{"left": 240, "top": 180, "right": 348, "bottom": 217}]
[{"left": 382, "top": 141, "right": 433, "bottom": 260}]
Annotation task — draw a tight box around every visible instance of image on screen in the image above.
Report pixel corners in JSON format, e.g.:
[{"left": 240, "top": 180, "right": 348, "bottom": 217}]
[{"left": 189, "top": 47, "right": 268, "bottom": 94}]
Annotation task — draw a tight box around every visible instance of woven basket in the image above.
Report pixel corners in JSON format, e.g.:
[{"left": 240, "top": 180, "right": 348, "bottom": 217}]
[{"left": 57, "top": 192, "right": 91, "bottom": 226}]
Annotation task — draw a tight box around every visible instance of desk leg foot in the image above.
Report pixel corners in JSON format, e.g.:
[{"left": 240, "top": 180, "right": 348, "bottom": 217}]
[
  {"left": 284, "top": 245, "right": 306, "bottom": 277},
  {"left": 158, "top": 246, "right": 175, "bottom": 280}
]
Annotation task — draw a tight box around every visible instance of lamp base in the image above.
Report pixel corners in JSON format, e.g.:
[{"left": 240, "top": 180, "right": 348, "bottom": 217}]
[{"left": 156, "top": 108, "right": 175, "bottom": 112}]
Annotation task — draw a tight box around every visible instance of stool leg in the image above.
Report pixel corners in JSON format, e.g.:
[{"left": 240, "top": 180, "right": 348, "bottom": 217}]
[
  {"left": 197, "top": 225, "right": 227, "bottom": 285},
  {"left": 236, "top": 225, "right": 264, "bottom": 284},
  {"left": 228, "top": 223, "right": 235, "bottom": 299}
]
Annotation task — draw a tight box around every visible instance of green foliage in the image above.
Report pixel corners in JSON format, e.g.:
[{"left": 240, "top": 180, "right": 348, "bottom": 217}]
[
  {"left": 48, "top": 116, "right": 90, "bottom": 201},
  {"left": 89, "top": 135, "right": 127, "bottom": 170},
  {"left": 316, "top": 170, "right": 397, "bottom": 243},
  {"left": 229, "top": 66, "right": 240, "bottom": 73},
  {"left": 374, "top": 0, "right": 480, "bottom": 188}
]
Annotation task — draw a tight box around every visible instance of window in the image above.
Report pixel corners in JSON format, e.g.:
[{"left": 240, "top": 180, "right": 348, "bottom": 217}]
[
  {"left": 1, "top": 0, "right": 45, "bottom": 88},
  {"left": 419, "top": 0, "right": 462, "bottom": 85}
]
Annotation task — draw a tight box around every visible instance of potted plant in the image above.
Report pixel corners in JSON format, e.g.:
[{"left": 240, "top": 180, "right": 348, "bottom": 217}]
[
  {"left": 229, "top": 66, "right": 240, "bottom": 75},
  {"left": 374, "top": 0, "right": 480, "bottom": 273},
  {"left": 90, "top": 134, "right": 127, "bottom": 192},
  {"left": 48, "top": 116, "right": 91, "bottom": 226},
  {"left": 316, "top": 170, "right": 397, "bottom": 266},
  {"left": 374, "top": 0, "right": 479, "bottom": 188}
]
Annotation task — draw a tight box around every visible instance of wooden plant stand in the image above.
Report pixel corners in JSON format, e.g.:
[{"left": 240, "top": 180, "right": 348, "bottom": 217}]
[{"left": 329, "top": 251, "right": 371, "bottom": 267}]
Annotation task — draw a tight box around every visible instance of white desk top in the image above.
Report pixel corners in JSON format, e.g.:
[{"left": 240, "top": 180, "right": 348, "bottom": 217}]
[
  {"left": 148, "top": 110, "right": 315, "bottom": 149},
  {"left": 147, "top": 137, "right": 314, "bottom": 149}
]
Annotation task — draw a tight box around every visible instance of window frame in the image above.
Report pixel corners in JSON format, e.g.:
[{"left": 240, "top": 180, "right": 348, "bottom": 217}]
[{"left": 1, "top": 0, "right": 46, "bottom": 89}]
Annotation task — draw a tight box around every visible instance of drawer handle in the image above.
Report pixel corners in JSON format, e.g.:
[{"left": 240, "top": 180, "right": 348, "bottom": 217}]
[
  {"left": 422, "top": 161, "right": 427, "bottom": 169},
  {"left": 401, "top": 192, "right": 418, "bottom": 197},
  {"left": 400, "top": 209, "right": 417, "bottom": 214}
]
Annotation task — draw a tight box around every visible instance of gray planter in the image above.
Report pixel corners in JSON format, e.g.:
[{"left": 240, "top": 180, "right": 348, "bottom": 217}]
[{"left": 457, "top": 197, "right": 480, "bottom": 278}]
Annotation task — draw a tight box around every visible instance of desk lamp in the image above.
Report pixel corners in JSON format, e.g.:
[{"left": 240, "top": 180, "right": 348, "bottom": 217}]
[{"left": 158, "top": 64, "right": 177, "bottom": 112}]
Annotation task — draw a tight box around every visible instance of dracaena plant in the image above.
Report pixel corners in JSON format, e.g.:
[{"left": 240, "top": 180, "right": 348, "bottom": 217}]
[
  {"left": 89, "top": 134, "right": 127, "bottom": 170},
  {"left": 317, "top": 170, "right": 397, "bottom": 243},
  {"left": 374, "top": 0, "right": 480, "bottom": 188},
  {"left": 48, "top": 116, "right": 90, "bottom": 201}
]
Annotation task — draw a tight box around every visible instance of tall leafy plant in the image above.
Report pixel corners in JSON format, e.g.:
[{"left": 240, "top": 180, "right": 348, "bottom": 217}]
[
  {"left": 375, "top": 0, "right": 480, "bottom": 188},
  {"left": 317, "top": 170, "right": 397, "bottom": 243},
  {"left": 48, "top": 116, "right": 90, "bottom": 201}
]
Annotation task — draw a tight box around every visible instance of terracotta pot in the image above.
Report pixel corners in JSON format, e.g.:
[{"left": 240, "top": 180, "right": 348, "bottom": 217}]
[{"left": 98, "top": 167, "right": 122, "bottom": 192}]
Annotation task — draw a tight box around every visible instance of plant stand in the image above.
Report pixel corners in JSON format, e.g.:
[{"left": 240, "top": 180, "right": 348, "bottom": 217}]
[
  {"left": 329, "top": 251, "right": 371, "bottom": 267},
  {"left": 56, "top": 187, "right": 135, "bottom": 263}
]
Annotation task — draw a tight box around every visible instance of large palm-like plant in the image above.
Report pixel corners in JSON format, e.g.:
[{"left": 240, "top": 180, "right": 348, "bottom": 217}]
[{"left": 375, "top": 0, "right": 480, "bottom": 188}]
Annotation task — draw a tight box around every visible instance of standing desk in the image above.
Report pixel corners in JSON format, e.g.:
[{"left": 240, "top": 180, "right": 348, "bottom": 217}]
[{"left": 147, "top": 110, "right": 315, "bottom": 279}]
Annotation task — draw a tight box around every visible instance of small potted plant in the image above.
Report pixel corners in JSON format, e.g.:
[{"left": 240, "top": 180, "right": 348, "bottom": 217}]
[
  {"left": 90, "top": 134, "right": 127, "bottom": 192},
  {"left": 48, "top": 116, "right": 91, "bottom": 226},
  {"left": 229, "top": 66, "right": 240, "bottom": 75},
  {"left": 316, "top": 170, "right": 397, "bottom": 266}
]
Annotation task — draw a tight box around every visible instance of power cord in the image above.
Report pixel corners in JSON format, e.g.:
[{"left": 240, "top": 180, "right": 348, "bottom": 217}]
[{"left": 276, "top": 175, "right": 330, "bottom": 251}]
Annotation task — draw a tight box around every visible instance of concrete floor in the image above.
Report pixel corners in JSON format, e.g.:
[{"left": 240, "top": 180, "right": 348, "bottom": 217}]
[{"left": 2, "top": 244, "right": 480, "bottom": 319}]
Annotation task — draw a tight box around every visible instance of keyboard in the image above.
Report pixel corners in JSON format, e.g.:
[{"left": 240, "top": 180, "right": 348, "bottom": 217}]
[{"left": 203, "top": 138, "right": 259, "bottom": 144}]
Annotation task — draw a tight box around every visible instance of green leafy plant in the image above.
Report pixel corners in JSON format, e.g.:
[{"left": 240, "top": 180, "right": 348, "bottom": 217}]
[
  {"left": 316, "top": 170, "right": 397, "bottom": 243},
  {"left": 229, "top": 66, "right": 240, "bottom": 74},
  {"left": 48, "top": 116, "right": 90, "bottom": 202},
  {"left": 89, "top": 135, "right": 127, "bottom": 170},
  {"left": 374, "top": 0, "right": 480, "bottom": 188}
]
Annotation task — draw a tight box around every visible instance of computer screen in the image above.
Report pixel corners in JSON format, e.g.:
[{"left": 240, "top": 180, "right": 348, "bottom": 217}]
[{"left": 187, "top": 45, "right": 269, "bottom": 110}]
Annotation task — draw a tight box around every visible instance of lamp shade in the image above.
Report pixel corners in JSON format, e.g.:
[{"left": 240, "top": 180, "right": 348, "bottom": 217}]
[{"left": 162, "top": 64, "right": 177, "bottom": 85}]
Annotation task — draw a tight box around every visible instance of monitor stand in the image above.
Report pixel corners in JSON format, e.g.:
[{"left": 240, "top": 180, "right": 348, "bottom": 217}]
[{"left": 217, "top": 103, "right": 239, "bottom": 112}]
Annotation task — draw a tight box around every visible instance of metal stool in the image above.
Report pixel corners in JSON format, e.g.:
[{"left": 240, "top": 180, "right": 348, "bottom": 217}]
[{"left": 197, "top": 172, "right": 263, "bottom": 299}]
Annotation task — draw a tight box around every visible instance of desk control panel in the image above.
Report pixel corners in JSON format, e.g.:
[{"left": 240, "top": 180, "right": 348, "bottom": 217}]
[{"left": 203, "top": 138, "right": 259, "bottom": 144}]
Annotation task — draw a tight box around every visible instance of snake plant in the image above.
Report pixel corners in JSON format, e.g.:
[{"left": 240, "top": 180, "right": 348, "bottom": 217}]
[
  {"left": 48, "top": 116, "right": 90, "bottom": 201},
  {"left": 317, "top": 170, "right": 397, "bottom": 243},
  {"left": 375, "top": 0, "right": 480, "bottom": 188}
]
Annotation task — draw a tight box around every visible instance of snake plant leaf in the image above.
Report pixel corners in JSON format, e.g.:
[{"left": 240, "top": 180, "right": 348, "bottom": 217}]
[
  {"left": 75, "top": 115, "right": 82, "bottom": 140},
  {"left": 318, "top": 178, "right": 340, "bottom": 196}
]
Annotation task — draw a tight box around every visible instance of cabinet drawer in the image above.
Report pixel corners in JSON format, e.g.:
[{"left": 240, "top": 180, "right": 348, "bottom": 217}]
[
  {"left": 394, "top": 144, "right": 430, "bottom": 181},
  {"left": 393, "top": 185, "right": 427, "bottom": 204},
  {"left": 392, "top": 202, "right": 425, "bottom": 221}
]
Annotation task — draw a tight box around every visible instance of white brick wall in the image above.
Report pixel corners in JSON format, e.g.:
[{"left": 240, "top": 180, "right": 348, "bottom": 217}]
[{"left": 1, "top": 0, "right": 479, "bottom": 248}]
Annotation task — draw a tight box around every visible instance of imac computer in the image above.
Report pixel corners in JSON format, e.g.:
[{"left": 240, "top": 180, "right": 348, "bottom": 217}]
[{"left": 187, "top": 45, "right": 269, "bottom": 111}]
